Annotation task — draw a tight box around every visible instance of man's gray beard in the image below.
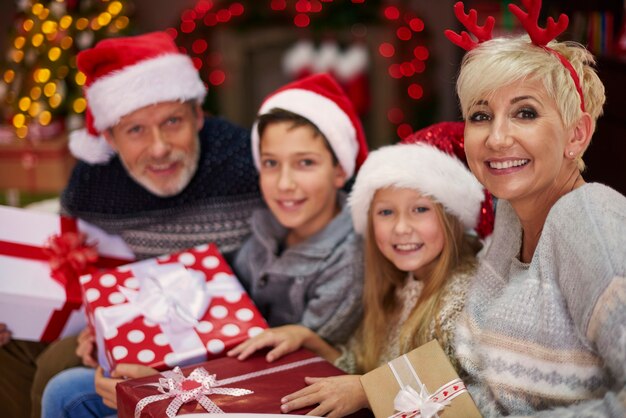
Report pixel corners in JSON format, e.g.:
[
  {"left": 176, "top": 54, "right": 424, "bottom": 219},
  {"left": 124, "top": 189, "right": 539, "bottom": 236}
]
[{"left": 122, "top": 138, "right": 200, "bottom": 198}]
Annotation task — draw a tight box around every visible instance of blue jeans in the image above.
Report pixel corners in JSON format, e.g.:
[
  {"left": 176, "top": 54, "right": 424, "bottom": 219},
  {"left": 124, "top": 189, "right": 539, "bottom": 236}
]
[{"left": 41, "top": 367, "right": 117, "bottom": 418}]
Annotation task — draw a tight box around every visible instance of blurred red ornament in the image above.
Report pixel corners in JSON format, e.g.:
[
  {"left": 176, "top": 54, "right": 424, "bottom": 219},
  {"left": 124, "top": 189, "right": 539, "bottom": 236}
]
[
  {"left": 397, "top": 123, "right": 413, "bottom": 139},
  {"left": 384, "top": 6, "right": 400, "bottom": 20},
  {"left": 396, "top": 26, "right": 412, "bottom": 40},
  {"left": 294, "top": 14, "right": 310, "bottom": 27},
  {"left": 407, "top": 83, "right": 423, "bottom": 99},
  {"left": 209, "top": 69, "right": 226, "bottom": 85}
]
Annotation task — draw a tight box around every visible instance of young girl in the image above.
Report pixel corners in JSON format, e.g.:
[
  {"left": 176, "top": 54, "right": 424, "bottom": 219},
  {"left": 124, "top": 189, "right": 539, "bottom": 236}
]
[{"left": 228, "top": 122, "right": 492, "bottom": 417}]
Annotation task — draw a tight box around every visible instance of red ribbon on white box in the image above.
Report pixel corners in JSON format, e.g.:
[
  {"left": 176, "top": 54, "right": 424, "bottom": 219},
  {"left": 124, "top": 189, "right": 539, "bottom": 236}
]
[
  {"left": 0, "top": 215, "right": 125, "bottom": 341},
  {"left": 387, "top": 354, "right": 467, "bottom": 418},
  {"left": 134, "top": 356, "right": 326, "bottom": 418}
]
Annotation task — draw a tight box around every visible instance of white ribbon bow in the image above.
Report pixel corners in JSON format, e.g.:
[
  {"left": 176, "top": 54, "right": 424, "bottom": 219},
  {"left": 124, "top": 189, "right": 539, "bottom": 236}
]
[
  {"left": 135, "top": 367, "right": 253, "bottom": 418},
  {"left": 389, "top": 385, "right": 449, "bottom": 418},
  {"left": 98, "top": 262, "right": 243, "bottom": 336}
]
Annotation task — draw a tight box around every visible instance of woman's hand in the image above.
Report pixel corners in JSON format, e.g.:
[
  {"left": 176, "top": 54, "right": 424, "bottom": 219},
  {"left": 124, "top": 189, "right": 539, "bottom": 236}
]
[
  {"left": 280, "top": 375, "right": 369, "bottom": 418},
  {"left": 75, "top": 327, "right": 98, "bottom": 368},
  {"left": 94, "top": 364, "right": 157, "bottom": 409},
  {"left": 227, "top": 324, "right": 313, "bottom": 362}
]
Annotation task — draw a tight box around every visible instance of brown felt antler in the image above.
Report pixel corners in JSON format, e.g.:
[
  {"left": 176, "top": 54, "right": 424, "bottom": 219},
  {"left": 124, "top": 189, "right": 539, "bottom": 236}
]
[
  {"left": 508, "top": 0, "right": 569, "bottom": 46},
  {"left": 444, "top": 2, "right": 495, "bottom": 51}
]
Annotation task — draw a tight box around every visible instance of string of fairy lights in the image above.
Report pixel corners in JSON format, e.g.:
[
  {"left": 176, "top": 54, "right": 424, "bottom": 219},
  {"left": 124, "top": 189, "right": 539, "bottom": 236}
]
[
  {"left": 1, "top": 0, "right": 130, "bottom": 139},
  {"left": 2, "top": 0, "right": 429, "bottom": 141},
  {"left": 170, "top": 0, "right": 429, "bottom": 140}
]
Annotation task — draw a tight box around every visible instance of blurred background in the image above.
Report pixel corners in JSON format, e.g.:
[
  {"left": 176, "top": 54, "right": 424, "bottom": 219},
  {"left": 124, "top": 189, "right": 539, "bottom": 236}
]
[{"left": 1, "top": 0, "right": 624, "bottom": 208}]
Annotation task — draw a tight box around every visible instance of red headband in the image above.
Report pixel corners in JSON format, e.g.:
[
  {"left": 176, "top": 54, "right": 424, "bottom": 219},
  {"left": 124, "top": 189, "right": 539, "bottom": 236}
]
[{"left": 444, "top": 0, "right": 585, "bottom": 112}]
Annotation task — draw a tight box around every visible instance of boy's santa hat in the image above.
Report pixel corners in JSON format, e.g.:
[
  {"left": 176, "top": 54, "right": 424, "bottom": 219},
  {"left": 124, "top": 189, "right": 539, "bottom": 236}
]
[
  {"left": 251, "top": 73, "right": 368, "bottom": 179},
  {"left": 69, "top": 31, "right": 207, "bottom": 164},
  {"left": 349, "top": 122, "right": 494, "bottom": 238}
]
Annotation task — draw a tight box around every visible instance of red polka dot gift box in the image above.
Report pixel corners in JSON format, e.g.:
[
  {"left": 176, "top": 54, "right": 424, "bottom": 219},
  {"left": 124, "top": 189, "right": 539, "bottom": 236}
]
[{"left": 79, "top": 243, "right": 268, "bottom": 373}]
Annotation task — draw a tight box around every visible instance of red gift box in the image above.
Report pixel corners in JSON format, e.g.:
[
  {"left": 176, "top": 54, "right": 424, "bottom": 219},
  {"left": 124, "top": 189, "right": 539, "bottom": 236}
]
[
  {"left": 0, "top": 205, "right": 134, "bottom": 342},
  {"left": 116, "top": 348, "right": 374, "bottom": 418},
  {"left": 80, "top": 243, "right": 268, "bottom": 373}
]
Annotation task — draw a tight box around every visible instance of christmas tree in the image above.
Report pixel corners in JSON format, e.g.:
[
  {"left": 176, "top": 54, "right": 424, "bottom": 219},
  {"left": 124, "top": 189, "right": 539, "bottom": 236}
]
[{"left": 0, "top": 0, "right": 132, "bottom": 139}]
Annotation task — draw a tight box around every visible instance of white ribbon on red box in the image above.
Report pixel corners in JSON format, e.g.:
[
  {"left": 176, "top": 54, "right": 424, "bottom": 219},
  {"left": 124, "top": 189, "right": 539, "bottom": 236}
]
[
  {"left": 92, "top": 260, "right": 244, "bottom": 371},
  {"left": 134, "top": 356, "right": 326, "bottom": 418}
]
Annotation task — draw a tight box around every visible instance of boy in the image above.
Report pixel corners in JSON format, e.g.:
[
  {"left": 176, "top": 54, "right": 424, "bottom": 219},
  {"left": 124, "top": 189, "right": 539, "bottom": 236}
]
[{"left": 234, "top": 73, "right": 369, "bottom": 345}]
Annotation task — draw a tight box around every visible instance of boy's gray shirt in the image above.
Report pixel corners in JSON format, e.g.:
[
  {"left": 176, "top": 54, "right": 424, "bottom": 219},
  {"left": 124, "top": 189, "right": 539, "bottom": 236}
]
[{"left": 233, "top": 192, "right": 364, "bottom": 345}]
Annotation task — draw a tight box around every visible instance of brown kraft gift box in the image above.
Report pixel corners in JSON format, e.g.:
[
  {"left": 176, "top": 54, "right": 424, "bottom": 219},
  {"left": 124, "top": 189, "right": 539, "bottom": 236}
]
[{"left": 360, "top": 340, "right": 481, "bottom": 418}]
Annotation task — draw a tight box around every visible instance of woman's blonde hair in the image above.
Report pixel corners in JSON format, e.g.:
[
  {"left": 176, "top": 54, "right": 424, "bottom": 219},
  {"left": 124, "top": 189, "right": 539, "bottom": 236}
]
[
  {"left": 352, "top": 198, "right": 480, "bottom": 373},
  {"left": 456, "top": 35, "right": 606, "bottom": 170}
]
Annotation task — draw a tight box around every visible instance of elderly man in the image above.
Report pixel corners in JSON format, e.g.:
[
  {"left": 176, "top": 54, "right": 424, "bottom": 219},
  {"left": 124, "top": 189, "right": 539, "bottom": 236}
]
[{"left": 0, "top": 31, "right": 262, "bottom": 418}]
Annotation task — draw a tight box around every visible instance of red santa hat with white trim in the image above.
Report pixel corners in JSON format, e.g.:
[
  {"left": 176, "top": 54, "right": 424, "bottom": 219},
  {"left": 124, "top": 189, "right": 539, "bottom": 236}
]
[
  {"left": 251, "top": 73, "right": 368, "bottom": 178},
  {"left": 69, "top": 31, "right": 207, "bottom": 164}
]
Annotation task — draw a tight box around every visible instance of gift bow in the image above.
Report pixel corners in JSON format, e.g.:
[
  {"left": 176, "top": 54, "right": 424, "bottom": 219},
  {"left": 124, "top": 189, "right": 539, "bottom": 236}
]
[
  {"left": 386, "top": 352, "right": 467, "bottom": 418},
  {"left": 133, "top": 356, "right": 325, "bottom": 417},
  {"left": 44, "top": 230, "right": 98, "bottom": 286},
  {"left": 99, "top": 262, "right": 243, "bottom": 336},
  {"left": 135, "top": 366, "right": 253, "bottom": 418},
  {"left": 389, "top": 385, "right": 449, "bottom": 418}
]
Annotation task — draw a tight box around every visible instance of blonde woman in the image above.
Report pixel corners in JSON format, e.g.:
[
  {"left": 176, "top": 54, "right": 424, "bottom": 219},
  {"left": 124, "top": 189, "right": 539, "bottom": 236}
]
[
  {"left": 229, "top": 123, "right": 491, "bottom": 417},
  {"left": 446, "top": 0, "right": 626, "bottom": 416}
]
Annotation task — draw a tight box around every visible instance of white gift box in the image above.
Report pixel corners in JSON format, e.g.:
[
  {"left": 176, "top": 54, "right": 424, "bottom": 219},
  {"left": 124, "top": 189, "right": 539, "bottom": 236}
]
[{"left": 0, "top": 205, "right": 134, "bottom": 342}]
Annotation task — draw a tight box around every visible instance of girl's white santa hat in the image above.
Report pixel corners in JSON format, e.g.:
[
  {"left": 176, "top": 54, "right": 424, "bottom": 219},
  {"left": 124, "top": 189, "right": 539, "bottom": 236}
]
[
  {"left": 70, "top": 31, "right": 206, "bottom": 164},
  {"left": 251, "top": 73, "right": 368, "bottom": 178},
  {"left": 349, "top": 122, "right": 489, "bottom": 236}
]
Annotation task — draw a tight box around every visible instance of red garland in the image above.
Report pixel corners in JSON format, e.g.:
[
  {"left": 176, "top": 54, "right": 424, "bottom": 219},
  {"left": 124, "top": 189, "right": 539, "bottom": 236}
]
[{"left": 174, "top": 1, "right": 429, "bottom": 140}]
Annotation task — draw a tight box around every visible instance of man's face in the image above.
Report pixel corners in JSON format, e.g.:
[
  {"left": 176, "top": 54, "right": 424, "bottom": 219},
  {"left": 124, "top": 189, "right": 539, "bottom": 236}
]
[{"left": 104, "top": 101, "right": 203, "bottom": 197}]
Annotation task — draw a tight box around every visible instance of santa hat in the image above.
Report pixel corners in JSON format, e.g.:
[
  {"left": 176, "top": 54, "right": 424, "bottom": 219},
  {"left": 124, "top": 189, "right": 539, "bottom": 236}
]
[
  {"left": 69, "top": 31, "right": 207, "bottom": 164},
  {"left": 349, "top": 121, "right": 492, "bottom": 237},
  {"left": 251, "top": 73, "right": 368, "bottom": 178}
]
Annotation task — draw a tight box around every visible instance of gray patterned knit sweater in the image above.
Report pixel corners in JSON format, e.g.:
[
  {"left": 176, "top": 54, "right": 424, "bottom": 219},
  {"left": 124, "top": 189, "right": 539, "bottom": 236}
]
[{"left": 455, "top": 183, "right": 626, "bottom": 417}]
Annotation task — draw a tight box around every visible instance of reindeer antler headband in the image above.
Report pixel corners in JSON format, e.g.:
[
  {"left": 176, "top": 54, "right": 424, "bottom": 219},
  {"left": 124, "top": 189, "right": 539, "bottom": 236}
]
[{"left": 445, "top": 0, "right": 585, "bottom": 112}]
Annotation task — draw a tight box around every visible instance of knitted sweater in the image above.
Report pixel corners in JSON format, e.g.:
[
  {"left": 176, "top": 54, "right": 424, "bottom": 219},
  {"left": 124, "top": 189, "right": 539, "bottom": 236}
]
[
  {"left": 335, "top": 269, "right": 472, "bottom": 374},
  {"left": 233, "top": 192, "right": 364, "bottom": 345},
  {"left": 60, "top": 117, "right": 263, "bottom": 260},
  {"left": 455, "top": 183, "right": 626, "bottom": 417}
]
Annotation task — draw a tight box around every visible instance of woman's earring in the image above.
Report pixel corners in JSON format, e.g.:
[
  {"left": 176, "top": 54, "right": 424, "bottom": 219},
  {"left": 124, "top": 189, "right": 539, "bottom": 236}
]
[{"left": 568, "top": 151, "right": 575, "bottom": 158}]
